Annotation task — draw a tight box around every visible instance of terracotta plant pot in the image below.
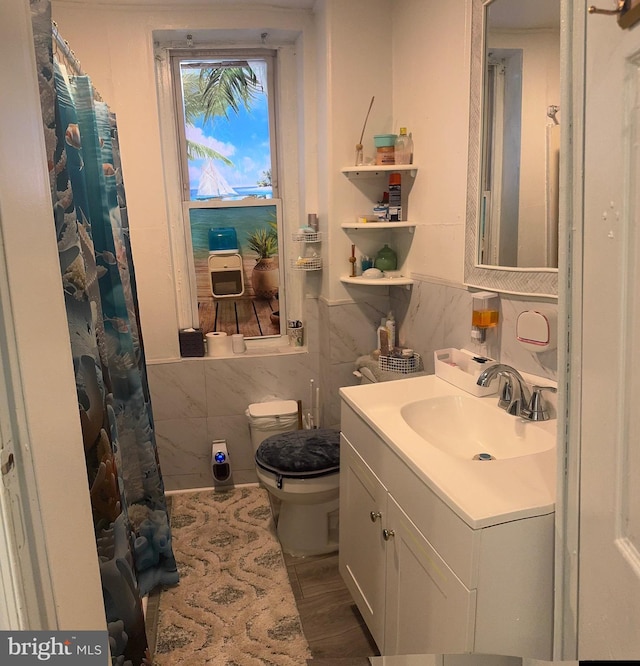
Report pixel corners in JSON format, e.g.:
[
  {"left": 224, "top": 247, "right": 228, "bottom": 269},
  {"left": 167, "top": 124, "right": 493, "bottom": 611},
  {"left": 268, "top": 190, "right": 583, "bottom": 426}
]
[{"left": 251, "top": 257, "right": 279, "bottom": 299}]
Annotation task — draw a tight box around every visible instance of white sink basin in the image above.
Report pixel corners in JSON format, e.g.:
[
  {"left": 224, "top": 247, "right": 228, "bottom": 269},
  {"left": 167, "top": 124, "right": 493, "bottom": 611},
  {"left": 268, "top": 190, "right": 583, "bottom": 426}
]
[
  {"left": 400, "top": 395, "right": 555, "bottom": 461},
  {"left": 339, "top": 373, "right": 558, "bottom": 528}
]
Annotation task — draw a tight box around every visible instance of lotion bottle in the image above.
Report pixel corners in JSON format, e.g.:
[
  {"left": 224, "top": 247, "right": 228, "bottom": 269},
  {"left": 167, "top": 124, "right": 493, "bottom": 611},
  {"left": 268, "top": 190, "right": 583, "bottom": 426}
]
[
  {"left": 377, "top": 317, "right": 388, "bottom": 354},
  {"left": 386, "top": 311, "right": 396, "bottom": 349}
]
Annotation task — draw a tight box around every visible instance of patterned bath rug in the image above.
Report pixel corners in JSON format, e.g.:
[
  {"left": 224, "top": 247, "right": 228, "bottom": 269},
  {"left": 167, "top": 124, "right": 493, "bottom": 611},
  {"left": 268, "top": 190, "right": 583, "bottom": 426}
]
[{"left": 154, "top": 487, "right": 311, "bottom": 665}]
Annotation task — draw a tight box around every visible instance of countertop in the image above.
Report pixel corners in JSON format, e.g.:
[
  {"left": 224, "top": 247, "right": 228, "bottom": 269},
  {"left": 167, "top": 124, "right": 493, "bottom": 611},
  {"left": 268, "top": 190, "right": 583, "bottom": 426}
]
[{"left": 339, "top": 373, "right": 558, "bottom": 529}]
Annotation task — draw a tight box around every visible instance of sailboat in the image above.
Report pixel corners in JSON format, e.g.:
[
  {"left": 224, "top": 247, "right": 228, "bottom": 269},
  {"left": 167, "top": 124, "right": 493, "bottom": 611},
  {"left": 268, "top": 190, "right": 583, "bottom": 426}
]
[{"left": 197, "top": 160, "right": 237, "bottom": 198}]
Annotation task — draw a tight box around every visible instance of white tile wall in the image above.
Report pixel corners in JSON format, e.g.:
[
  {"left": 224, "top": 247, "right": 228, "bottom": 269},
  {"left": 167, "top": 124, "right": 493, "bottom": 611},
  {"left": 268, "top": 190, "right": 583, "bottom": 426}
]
[
  {"left": 147, "top": 360, "right": 206, "bottom": 419},
  {"left": 148, "top": 303, "right": 322, "bottom": 490},
  {"left": 149, "top": 281, "right": 557, "bottom": 491},
  {"left": 393, "top": 279, "right": 557, "bottom": 380}
]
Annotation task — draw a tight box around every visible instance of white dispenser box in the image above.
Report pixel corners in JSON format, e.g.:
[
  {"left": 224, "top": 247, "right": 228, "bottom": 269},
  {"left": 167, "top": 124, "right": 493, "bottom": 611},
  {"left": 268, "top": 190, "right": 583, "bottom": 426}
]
[
  {"left": 516, "top": 310, "right": 557, "bottom": 352},
  {"left": 434, "top": 348, "right": 498, "bottom": 396}
]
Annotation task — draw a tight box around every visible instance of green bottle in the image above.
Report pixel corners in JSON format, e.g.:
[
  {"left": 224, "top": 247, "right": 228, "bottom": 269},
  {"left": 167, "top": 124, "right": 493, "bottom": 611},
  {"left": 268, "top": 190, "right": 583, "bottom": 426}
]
[{"left": 374, "top": 244, "right": 397, "bottom": 271}]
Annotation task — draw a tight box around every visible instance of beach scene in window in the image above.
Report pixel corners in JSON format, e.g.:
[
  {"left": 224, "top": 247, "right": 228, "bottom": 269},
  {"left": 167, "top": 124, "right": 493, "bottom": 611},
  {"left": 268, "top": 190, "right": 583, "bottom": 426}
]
[
  {"left": 190, "top": 206, "right": 280, "bottom": 339},
  {"left": 179, "top": 57, "right": 280, "bottom": 339},
  {"left": 180, "top": 58, "right": 273, "bottom": 201}
]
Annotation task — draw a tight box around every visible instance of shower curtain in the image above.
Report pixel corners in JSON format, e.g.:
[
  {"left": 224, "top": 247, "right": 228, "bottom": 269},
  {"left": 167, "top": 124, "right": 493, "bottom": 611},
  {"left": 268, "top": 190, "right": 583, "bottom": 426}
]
[{"left": 31, "top": 3, "right": 178, "bottom": 664}]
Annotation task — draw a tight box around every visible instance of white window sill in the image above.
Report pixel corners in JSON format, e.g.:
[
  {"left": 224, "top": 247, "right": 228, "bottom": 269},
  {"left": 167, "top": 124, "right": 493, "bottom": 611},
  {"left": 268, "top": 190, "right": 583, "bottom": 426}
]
[{"left": 148, "top": 337, "right": 307, "bottom": 364}]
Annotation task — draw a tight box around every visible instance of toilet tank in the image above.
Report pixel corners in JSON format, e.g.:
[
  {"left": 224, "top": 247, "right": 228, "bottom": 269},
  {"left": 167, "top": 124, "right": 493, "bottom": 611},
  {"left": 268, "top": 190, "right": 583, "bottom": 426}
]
[{"left": 246, "top": 400, "right": 299, "bottom": 451}]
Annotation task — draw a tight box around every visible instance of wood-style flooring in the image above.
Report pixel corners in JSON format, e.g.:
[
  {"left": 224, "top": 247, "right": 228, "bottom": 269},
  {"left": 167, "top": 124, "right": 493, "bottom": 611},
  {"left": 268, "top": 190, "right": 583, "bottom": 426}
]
[
  {"left": 198, "top": 295, "right": 280, "bottom": 337},
  {"left": 283, "top": 550, "right": 379, "bottom": 665}
]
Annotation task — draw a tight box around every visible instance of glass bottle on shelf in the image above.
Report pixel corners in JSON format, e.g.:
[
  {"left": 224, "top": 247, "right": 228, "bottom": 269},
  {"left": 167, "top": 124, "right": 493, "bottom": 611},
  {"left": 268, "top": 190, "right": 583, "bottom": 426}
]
[{"left": 394, "top": 128, "right": 413, "bottom": 165}]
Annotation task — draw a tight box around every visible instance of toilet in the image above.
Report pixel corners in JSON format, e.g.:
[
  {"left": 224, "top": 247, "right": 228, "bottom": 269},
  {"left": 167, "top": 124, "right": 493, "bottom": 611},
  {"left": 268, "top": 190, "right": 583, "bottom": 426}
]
[{"left": 247, "top": 400, "right": 340, "bottom": 556}]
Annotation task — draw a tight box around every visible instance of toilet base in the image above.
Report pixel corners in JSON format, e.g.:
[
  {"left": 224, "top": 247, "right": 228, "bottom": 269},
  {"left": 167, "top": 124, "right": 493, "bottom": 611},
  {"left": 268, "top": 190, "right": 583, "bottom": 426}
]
[{"left": 276, "top": 496, "right": 340, "bottom": 557}]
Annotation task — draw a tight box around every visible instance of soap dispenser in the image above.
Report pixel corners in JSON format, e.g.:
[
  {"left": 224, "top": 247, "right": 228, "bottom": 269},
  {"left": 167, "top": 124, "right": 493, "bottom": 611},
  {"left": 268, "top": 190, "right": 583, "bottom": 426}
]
[{"left": 471, "top": 292, "right": 499, "bottom": 344}]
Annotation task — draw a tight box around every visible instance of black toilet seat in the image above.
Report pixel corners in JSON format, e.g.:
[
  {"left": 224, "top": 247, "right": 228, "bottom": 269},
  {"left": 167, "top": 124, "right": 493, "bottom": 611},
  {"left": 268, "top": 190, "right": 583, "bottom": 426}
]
[{"left": 255, "top": 428, "right": 340, "bottom": 482}]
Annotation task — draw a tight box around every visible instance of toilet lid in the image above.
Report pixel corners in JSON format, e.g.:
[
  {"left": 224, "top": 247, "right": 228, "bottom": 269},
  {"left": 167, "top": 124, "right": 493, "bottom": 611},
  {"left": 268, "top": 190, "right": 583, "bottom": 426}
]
[
  {"left": 248, "top": 400, "right": 298, "bottom": 418},
  {"left": 255, "top": 428, "right": 340, "bottom": 479}
]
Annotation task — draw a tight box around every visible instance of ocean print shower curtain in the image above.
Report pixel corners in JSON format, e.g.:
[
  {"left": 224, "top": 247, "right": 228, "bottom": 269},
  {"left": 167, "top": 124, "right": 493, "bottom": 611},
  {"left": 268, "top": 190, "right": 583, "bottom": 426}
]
[{"left": 31, "top": 3, "right": 178, "bottom": 664}]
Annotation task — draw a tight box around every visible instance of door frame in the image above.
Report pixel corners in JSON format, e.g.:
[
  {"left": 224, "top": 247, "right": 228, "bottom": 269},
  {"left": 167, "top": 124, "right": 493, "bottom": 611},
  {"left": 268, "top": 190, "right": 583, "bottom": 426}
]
[
  {"left": 554, "top": 0, "right": 585, "bottom": 659},
  {"left": 0, "top": 0, "right": 105, "bottom": 630}
]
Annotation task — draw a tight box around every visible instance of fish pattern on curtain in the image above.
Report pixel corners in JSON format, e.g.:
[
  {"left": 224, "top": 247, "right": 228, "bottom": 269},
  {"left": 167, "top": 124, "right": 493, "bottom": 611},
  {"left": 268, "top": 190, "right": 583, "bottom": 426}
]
[{"left": 30, "top": 3, "right": 178, "bottom": 664}]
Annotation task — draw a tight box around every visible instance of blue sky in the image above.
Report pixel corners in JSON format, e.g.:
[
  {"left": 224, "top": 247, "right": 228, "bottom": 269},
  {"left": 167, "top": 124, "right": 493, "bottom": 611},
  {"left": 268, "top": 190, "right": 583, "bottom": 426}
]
[{"left": 185, "top": 84, "right": 272, "bottom": 193}]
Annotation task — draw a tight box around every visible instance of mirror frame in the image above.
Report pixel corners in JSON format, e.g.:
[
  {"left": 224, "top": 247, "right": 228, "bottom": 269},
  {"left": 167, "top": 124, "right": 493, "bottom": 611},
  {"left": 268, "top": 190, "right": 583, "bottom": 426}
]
[{"left": 464, "top": 0, "right": 558, "bottom": 298}]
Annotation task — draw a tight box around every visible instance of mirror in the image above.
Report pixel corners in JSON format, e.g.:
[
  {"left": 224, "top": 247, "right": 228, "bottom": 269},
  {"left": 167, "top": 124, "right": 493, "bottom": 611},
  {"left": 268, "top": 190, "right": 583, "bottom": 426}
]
[{"left": 464, "top": 0, "right": 560, "bottom": 297}]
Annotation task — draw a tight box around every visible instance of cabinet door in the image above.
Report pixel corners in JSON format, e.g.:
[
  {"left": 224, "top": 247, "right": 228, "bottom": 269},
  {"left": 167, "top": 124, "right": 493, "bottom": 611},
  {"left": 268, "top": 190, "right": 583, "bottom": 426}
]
[
  {"left": 384, "top": 496, "right": 476, "bottom": 656},
  {"left": 339, "top": 437, "right": 387, "bottom": 650}
]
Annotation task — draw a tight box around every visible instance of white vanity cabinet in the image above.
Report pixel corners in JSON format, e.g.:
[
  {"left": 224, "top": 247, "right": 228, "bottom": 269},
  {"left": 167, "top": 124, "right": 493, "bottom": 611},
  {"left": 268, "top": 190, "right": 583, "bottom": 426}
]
[
  {"left": 340, "top": 436, "right": 475, "bottom": 656},
  {"left": 339, "top": 401, "right": 554, "bottom": 659}
]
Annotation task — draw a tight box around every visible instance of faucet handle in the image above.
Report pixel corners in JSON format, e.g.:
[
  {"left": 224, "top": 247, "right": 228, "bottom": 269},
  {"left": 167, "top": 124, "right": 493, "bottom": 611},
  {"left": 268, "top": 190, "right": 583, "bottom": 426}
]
[
  {"left": 497, "top": 373, "right": 513, "bottom": 410},
  {"left": 522, "top": 385, "right": 557, "bottom": 421}
]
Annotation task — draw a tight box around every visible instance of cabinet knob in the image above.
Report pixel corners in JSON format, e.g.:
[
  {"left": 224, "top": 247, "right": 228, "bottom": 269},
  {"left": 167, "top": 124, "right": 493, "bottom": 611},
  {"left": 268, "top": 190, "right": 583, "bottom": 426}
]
[
  {"left": 382, "top": 528, "right": 395, "bottom": 541},
  {"left": 370, "top": 511, "right": 382, "bottom": 522}
]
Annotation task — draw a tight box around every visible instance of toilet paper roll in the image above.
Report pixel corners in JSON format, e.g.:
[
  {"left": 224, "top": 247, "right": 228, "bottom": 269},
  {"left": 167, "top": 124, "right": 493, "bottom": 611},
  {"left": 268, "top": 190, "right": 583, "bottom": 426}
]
[
  {"left": 206, "top": 331, "right": 232, "bottom": 357},
  {"left": 231, "top": 333, "right": 246, "bottom": 353}
]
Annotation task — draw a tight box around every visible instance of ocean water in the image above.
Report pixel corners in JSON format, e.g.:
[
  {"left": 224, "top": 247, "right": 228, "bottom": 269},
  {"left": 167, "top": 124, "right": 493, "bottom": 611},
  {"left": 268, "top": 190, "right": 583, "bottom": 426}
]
[{"left": 189, "top": 204, "right": 277, "bottom": 260}]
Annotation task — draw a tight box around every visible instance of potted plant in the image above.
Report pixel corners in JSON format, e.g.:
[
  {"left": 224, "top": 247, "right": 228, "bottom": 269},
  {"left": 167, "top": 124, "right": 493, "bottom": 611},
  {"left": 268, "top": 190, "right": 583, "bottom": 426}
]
[{"left": 246, "top": 225, "right": 279, "bottom": 299}]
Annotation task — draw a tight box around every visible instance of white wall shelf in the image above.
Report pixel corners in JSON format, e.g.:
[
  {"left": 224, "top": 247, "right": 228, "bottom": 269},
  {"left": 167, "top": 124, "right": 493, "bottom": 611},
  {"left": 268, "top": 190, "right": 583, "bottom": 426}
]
[
  {"left": 340, "top": 275, "right": 414, "bottom": 286},
  {"left": 341, "top": 221, "right": 416, "bottom": 231},
  {"left": 340, "top": 165, "right": 417, "bottom": 287},
  {"left": 341, "top": 164, "right": 418, "bottom": 179}
]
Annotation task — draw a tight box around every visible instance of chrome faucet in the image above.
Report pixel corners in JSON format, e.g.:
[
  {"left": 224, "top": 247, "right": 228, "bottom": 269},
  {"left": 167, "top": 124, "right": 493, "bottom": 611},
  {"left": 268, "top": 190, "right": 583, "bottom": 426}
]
[{"left": 476, "top": 364, "right": 531, "bottom": 417}]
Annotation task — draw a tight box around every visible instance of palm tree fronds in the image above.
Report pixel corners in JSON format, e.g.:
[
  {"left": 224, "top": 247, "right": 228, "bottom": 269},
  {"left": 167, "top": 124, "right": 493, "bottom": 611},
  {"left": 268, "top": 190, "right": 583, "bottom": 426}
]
[
  {"left": 180, "top": 62, "right": 262, "bottom": 173},
  {"left": 246, "top": 226, "right": 278, "bottom": 259},
  {"left": 186, "top": 140, "right": 233, "bottom": 165},
  {"left": 199, "top": 66, "right": 261, "bottom": 123}
]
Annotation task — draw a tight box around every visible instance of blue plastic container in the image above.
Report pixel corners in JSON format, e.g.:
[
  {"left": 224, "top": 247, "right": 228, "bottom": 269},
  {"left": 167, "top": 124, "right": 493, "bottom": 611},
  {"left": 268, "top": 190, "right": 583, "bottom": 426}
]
[
  {"left": 373, "top": 134, "right": 397, "bottom": 148},
  {"left": 208, "top": 227, "right": 239, "bottom": 253}
]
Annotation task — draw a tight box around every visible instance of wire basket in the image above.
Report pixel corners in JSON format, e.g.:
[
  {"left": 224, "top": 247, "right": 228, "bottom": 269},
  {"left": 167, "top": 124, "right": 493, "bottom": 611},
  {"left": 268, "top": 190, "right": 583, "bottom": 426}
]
[
  {"left": 378, "top": 352, "right": 421, "bottom": 374},
  {"left": 292, "top": 231, "right": 323, "bottom": 243},
  {"left": 290, "top": 256, "right": 323, "bottom": 271}
]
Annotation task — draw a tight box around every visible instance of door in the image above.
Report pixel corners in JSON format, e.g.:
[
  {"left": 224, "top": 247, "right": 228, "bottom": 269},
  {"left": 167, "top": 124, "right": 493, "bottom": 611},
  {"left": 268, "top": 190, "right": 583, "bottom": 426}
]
[
  {"left": 338, "top": 437, "right": 387, "bottom": 650},
  {"left": 384, "top": 496, "right": 475, "bottom": 657},
  {"left": 579, "top": 7, "right": 640, "bottom": 658}
]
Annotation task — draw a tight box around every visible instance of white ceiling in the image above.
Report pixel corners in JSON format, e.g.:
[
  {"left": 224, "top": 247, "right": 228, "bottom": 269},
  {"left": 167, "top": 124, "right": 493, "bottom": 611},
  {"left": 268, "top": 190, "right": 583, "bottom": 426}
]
[{"left": 488, "top": 0, "right": 560, "bottom": 30}]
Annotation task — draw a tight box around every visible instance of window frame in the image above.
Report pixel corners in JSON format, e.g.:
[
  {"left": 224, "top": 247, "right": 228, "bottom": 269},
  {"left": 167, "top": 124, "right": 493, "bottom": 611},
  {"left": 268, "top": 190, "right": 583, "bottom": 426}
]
[{"left": 166, "top": 47, "right": 288, "bottom": 340}]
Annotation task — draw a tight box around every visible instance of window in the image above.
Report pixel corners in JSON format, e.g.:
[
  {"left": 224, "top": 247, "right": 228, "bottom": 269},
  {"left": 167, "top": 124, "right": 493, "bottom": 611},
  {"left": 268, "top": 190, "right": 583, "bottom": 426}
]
[{"left": 171, "top": 50, "right": 284, "bottom": 339}]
